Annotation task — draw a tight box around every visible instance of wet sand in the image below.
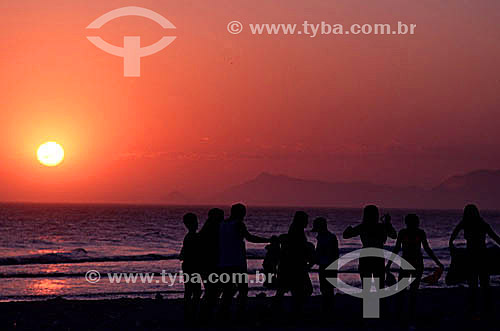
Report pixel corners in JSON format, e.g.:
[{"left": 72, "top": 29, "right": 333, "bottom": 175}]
[{"left": 0, "top": 287, "right": 498, "bottom": 330}]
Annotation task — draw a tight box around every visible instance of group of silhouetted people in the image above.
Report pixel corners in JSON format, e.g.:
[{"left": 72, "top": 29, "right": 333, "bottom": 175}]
[{"left": 179, "top": 203, "right": 500, "bottom": 324}]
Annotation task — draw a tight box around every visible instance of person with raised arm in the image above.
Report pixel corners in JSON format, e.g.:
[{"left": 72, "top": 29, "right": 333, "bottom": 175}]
[
  {"left": 449, "top": 204, "right": 500, "bottom": 317},
  {"left": 343, "top": 205, "right": 397, "bottom": 289},
  {"left": 386, "top": 214, "right": 443, "bottom": 323}
]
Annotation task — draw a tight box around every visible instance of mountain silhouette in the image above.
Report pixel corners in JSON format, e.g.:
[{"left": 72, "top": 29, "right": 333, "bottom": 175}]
[
  {"left": 431, "top": 169, "right": 500, "bottom": 208},
  {"left": 209, "top": 170, "right": 500, "bottom": 210},
  {"left": 210, "top": 172, "right": 425, "bottom": 208}
]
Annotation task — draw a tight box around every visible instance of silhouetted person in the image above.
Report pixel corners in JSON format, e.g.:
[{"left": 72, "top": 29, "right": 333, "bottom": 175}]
[
  {"left": 179, "top": 213, "right": 202, "bottom": 321},
  {"left": 218, "top": 203, "right": 270, "bottom": 318},
  {"left": 198, "top": 208, "right": 224, "bottom": 321},
  {"left": 312, "top": 217, "right": 339, "bottom": 313},
  {"left": 275, "top": 211, "right": 315, "bottom": 315},
  {"left": 386, "top": 214, "right": 443, "bottom": 323},
  {"left": 343, "top": 205, "right": 397, "bottom": 289},
  {"left": 449, "top": 204, "right": 500, "bottom": 316},
  {"left": 263, "top": 235, "right": 280, "bottom": 288}
]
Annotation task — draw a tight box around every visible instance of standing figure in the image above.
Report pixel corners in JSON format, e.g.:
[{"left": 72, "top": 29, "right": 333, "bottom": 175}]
[
  {"left": 312, "top": 217, "right": 339, "bottom": 313},
  {"left": 449, "top": 204, "right": 500, "bottom": 316},
  {"left": 217, "top": 203, "right": 270, "bottom": 318},
  {"left": 275, "top": 211, "right": 315, "bottom": 315},
  {"left": 386, "top": 214, "right": 443, "bottom": 323},
  {"left": 343, "top": 205, "right": 397, "bottom": 289},
  {"left": 179, "top": 213, "right": 202, "bottom": 321},
  {"left": 198, "top": 208, "right": 224, "bottom": 321},
  {"left": 262, "top": 235, "right": 281, "bottom": 288}
]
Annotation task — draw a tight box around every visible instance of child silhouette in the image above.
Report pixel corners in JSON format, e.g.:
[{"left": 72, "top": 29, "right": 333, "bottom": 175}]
[{"left": 263, "top": 235, "right": 280, "bottom": 288}]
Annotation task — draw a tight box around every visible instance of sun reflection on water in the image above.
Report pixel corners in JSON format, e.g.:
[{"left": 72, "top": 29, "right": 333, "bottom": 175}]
[
  {"left": 27, "top": 278, "right": 67, "bottom": 296},
  {"left": 25, "top": 265, "right": 69, "bottom": 296}
]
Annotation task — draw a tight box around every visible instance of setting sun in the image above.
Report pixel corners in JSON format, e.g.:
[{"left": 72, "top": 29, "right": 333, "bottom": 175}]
[{"left": 37, "top": 142, "right": 65, "bottom": 167}]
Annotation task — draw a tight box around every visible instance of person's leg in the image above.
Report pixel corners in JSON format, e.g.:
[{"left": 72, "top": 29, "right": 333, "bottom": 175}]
[
  {"left": 236, "top": 282, "right": 248, "bottom": 313},
  {"left": 359, "top": 258, "right": 369, "bottom": 285},
  {"left": 360, "top": 257, "right": 384, "bottom": 290},
  {"left": 192, "top": 281, "right": 202, "bottom": 318},
  {"left": 467, "top": 251, "right": 482, "bottom": 315},
  {"left": 374, "top": 259, "right": 386, "bottom": 289},
  {"left": 479, "top": 269, "right": 491, "bottom": 315},
  {"left": 199, "top": 282, "right": 216, "bottom": 321},
  {"left": 364, "top": 259, "right": 387, "bottom": 318},
  {"left": 263, "top": 266, "right": 272, "bottom": 288},
  {"left": 272, "top": 271, "right": 289, "bottom": 313},
  {"left": 396, "top": 270, "right": 406, "bottom": 320},
  {"left": 218, "top": 268, "right": 236, "bottom": 319},
  {"left": 408, "top": 270, "right": 422, "bottom": 323},
  {"left": 467, "top": 272, "right": 479, "bottom": 314},
  {"left": 200, "top": 270, "right": 224, "bottom": 322},
  {"left": 184, "top": 282, "right": 194, "bottom": 320},
  {"left": 319, "top": 268, "right": 335, "bottom": 313},
  {"left": 291, "top": 272, "right": 311, "bottom": 318},
  {"left": 291, "top": 289, "right": 304, "bottom": 317},
  {"left": 218, "top": 288, "right": 230, "bottom": 318},
  {"left": 219, "top": 289, "right": 233, "bottom": 317},
  {"left": 228, "top": 267, "right": 248, "bottom": 317},
  {"left": 271, "top": 288, "right": 285, "bottom": 314},
  {"left": 359, "top": 267, "right": 371, "bottom": 295}
]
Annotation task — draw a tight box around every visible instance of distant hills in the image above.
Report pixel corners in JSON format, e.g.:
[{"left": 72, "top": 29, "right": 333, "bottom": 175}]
[
  {"left": 203, "top": 170, "right": 500, "bottom": 210},
  {"left": 431, "top": 170, "right": 500, "bottom": 209}
]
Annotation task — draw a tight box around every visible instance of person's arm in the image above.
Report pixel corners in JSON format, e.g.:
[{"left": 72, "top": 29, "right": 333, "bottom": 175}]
[
  {"left": 179, "top": 241, "right": 185, "bottom": 261},
  {"left": 343, "top": 224, "right": 361, "bottom": 239},
  {"left": 422, "top": 232, "right": 444, "bottom": 269},
  {"left": 242, "top": 223, "right": 270, "bottom": 243},
  {"left": 311, "top": 244, "right": 319, "bottom": 266},
  {"left": 449, "top": 221, "right": 463, "bottom": 251},
  {"left": 386, "top": 232, "right": 402, "bottom": 271},
  {"left": 332, "top": 236, "right": 340, "bottom": 260},
  {"left": 306, "top": 242, "right": 316, "bottom": 269},
  {"left": 382, "top": 214, "right": 397, "bottom": 239},
  {"left": 486, "top": 223, "right": 500, "bottom": 246}
]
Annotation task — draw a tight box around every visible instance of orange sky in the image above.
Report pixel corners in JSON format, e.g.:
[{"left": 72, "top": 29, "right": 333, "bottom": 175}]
[{"left": 1, "top": 0, "right": 500, "bottom": 203}]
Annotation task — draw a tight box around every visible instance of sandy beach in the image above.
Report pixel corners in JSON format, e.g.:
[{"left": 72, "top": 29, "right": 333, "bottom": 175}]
[{"left": 0, "top": 287, "right": 498, "bottom": 330}]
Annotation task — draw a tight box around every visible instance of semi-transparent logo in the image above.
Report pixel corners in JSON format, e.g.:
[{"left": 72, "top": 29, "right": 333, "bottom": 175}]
[
  {"left": 327, "top": 248, "right": 415, "bottom": 318},
  {"left": 86, "top": 6, "right": 176, "bottom": 77}
]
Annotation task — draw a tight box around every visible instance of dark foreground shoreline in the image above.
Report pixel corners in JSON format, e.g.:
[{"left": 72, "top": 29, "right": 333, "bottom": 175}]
[{"left": 0, "top": 288, "right": 498, "bottom": 330}]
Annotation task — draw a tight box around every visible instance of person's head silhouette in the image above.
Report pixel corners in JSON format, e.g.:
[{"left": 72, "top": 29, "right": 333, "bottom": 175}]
[
  {"left": 362, "top": 205, "right": 380, "bottom": 225},
  {"left": 293, "top": 211, "right": 309, "bottom": 228},
  {"left": 312, "top": 217, "right": 328, "bottom": 234},
  {"left": 404, "top": 214, "right": 420, "bottom": 230},
  {"left": 463, "top": 204, "right": 481, "bottom": 225},
  {"left": 183, "top": 213, "right": 198, "bottom": 232},
  {"left": 208, "top": 208, "right": 224, "bottom": 221},
  {"left": 230, "top": 203, "right": 246, "bottom": 221}
]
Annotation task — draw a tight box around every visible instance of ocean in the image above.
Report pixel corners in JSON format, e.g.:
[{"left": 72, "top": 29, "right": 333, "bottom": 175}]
[{"left": 0, "top": 203, "right": 499, "bottom": 301}]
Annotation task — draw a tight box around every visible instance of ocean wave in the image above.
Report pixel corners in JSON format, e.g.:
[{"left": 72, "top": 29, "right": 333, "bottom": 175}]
[
  {"left": 0, "top": 249, "right": 178, "bottom": 266},
  {"left": 0, "top": 245, "right": 457, "bottom": 267}
]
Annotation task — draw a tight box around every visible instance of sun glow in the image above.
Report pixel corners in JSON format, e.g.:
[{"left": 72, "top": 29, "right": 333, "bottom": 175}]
[{"left": 37, "top": 142, "right": 65, "bottom": 167}]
